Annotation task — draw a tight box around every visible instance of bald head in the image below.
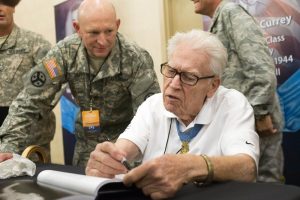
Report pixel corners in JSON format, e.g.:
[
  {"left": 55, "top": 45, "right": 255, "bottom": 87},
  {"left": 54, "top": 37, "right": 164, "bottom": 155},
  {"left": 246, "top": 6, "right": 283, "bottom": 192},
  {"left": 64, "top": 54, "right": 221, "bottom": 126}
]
[
  {"left": 73, "top": 0, "right": 120, "bottom": 58},
  {"left": 78, "top": 0, "right": 117, "bottom": 23}
]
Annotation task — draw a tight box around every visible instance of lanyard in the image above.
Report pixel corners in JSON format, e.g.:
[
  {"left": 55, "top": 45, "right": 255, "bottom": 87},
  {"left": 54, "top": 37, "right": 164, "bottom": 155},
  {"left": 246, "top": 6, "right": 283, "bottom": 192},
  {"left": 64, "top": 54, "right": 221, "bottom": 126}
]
[
  {"left": 84, "top": 53, "right": 108, "bottom": 110},
  {"left": 83, "top": 35, "right": 122, "bottom": 110}
]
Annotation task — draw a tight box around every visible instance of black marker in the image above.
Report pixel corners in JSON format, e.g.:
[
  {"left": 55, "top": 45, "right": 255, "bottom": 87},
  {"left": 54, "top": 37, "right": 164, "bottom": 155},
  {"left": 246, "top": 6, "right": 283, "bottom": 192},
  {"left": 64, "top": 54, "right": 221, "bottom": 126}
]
[{"left": 121, "top": 157, "right": 132, "bottom": 170}]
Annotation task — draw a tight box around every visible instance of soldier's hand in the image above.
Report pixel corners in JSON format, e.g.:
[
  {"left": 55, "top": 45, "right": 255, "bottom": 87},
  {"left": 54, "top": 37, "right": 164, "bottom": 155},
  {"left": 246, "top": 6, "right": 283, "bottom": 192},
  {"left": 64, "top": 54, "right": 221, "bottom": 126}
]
[
  {"left": 0, "top": 152, "right": 13, "bottom": 162},
  {"left": 255, "top": 114, "right": 277, "bottom": 137},
  {"left": 85, "top": 142, "right": 127, "bottom": 178}
]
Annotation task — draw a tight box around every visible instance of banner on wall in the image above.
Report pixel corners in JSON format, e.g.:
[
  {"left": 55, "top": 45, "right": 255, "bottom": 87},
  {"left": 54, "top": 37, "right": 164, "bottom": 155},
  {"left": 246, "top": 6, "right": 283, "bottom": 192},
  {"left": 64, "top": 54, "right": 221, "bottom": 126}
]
[{"left": 55, "top": 0, "right": 82, "bottom": 165}]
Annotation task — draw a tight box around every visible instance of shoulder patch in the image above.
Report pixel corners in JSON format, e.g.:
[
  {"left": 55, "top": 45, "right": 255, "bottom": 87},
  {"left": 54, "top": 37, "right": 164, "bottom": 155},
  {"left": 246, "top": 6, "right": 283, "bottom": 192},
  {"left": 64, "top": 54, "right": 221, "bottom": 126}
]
[
  {"left": 43, "top": 58, "right": 62, "bottom": 79},
  {"left": 31, "top": 71, "right": 46, "bottom": 87}
]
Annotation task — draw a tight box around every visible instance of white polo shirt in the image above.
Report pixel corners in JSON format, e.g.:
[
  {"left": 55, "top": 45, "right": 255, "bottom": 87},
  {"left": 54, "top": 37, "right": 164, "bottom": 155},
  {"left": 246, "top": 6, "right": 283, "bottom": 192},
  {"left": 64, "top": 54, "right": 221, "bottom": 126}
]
[{"left": 119, "top": 86, "right": 259, "bottom": 167}]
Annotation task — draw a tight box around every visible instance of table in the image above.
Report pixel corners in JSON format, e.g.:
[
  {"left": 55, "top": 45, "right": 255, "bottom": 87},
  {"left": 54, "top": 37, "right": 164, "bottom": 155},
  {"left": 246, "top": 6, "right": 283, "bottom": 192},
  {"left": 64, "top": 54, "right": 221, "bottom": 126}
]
[
  {"left": 175, "top": 181, "right": 300, "bottom": 200},
  {"left": 0, "top": 164, "right": 88, "bottom": 200},
  {"left": 1, "top": 164, "right": 300, "bottom": 200}
]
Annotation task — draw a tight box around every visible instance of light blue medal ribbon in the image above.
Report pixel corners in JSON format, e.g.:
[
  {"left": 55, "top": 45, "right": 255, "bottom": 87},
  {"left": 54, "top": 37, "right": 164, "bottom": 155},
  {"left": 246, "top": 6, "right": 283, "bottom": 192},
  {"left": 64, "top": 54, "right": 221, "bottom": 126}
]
[{"left": 175, "top": 119, "right": 203, "bottom": 154}]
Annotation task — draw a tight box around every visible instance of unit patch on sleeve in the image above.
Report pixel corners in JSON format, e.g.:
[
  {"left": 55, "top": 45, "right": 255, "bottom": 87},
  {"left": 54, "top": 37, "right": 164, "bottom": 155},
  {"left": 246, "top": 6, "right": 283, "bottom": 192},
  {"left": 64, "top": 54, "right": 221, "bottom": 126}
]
[
  {"left": 43, "top": 58, "right": 62, "bottom": 79},
  {"left": 31, "top": 71, "right": 46, "bottom": 87}
]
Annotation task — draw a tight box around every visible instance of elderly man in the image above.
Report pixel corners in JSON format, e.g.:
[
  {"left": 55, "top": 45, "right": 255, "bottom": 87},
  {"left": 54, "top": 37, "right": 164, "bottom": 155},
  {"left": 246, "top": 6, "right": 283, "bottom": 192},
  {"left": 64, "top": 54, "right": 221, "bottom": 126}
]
[
  {"left": 0, "top": 0, "right": 55, "bottom": 159},
  {"left": 0, "top": 0, "right": 160, "bottom": 167},
  {"left": 86, "top": 30, "right": 259, "bottom": 199},
  {"left": 190, "top": 0, "right": 284, "bottom": 183}
]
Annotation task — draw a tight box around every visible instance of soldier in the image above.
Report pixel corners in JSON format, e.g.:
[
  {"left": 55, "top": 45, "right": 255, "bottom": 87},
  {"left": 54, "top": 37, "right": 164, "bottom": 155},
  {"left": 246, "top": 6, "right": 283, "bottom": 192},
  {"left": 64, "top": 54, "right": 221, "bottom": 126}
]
[
  {"left": 190, "top": 0, "right": 284, "bottom": 182},
  {"left": 0, "top": 0, "right": 160, "bottom": 167},
  {"left": 0, "top": 0, "right": 55, "bottom": 160}
]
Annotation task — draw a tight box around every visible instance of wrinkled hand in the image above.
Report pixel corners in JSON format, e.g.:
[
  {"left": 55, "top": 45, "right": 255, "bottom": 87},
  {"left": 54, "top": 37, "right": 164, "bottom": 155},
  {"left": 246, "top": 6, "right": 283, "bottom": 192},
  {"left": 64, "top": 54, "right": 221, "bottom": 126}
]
[
  {"left": 85, "top": 142, "right": 128, "bottom": 178},
  {"left": 0, "top": 152, "right": 13, "bottom": 163},
  {"left": 123, "top": 154, "right": 189, "bottom": 200},
  {"left": 255, "top": 114, "right": 277, "bottom": 137}
]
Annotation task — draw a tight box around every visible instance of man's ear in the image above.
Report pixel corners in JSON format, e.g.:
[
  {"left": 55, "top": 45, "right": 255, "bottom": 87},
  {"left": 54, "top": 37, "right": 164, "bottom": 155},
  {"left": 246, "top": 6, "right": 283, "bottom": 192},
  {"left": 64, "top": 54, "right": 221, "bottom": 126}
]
[
  {"left": 207, "top": 77, "right": 220, "bottom": 98},
  {"left": 73, "top": 21, "right": 80, "bottom": 34},
  {"left": 116, "top": 19, "right": 121, "bottom": 30}
]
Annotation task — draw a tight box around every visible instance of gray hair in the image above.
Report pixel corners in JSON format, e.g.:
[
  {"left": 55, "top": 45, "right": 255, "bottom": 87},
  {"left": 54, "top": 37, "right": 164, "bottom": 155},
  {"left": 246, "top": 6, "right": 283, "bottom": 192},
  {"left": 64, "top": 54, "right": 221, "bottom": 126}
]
[{"left": 167, "top": 29, "right": 227, "bottom": 77}]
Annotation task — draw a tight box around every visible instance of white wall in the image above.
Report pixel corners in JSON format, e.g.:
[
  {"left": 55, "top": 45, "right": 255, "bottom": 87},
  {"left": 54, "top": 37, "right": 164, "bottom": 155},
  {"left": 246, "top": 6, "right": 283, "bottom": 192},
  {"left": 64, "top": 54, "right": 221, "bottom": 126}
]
[
  {"left": 165, "top": 0, "right": 202, "bottom": 38},
  {"left": 14, "top": 0, "right": 64, "bottom": 44}
]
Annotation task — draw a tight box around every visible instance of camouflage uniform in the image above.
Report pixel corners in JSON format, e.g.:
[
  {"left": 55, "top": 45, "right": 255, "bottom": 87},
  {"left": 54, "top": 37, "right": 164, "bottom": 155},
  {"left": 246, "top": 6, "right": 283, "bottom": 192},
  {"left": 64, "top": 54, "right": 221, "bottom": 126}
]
[
  {"left": 209, "top": 0, "right": 284, "bottom": 182},
  {"left": 0, "top": 25, "right": 55, "bottom": 158},
  {"left": 0, "top": 33, "right": 160, "bottom": 167}
]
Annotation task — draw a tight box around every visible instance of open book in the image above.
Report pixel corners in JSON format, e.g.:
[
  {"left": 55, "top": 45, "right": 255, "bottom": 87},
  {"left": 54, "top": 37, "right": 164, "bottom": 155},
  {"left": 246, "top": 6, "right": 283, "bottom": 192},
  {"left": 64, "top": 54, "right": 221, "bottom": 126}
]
[
  {"left": 36, "top": 170, "right": 149, "bottom": 200},
  {"left": 37, "top": 170, "right": 123, "bottom": 196}
]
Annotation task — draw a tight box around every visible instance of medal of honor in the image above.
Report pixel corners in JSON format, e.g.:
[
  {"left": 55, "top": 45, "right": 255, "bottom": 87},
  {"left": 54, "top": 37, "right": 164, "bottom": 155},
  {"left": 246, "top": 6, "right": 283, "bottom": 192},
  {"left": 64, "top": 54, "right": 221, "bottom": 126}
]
[
  {"left": 180, "top": 141, "right": 189, "bottom": 154},
  {"left": 176, "top": 119, "right": 203, "bottom": 154}
]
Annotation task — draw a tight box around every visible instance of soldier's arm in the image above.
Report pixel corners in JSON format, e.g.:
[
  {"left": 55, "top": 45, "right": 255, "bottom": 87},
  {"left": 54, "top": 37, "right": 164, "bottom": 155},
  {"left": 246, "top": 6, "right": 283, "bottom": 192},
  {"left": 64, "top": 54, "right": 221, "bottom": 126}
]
[
  {"left": 0, "top": 44, "right": 68, "bottom": 154},
  {"left": 225, "top": 6, "right": 277, "bottom": 116}
]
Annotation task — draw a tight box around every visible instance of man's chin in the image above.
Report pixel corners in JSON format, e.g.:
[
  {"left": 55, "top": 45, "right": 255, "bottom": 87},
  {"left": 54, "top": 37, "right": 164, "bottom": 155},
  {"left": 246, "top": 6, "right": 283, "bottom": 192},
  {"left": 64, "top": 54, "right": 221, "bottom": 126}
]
[
  {"left": 92, "top": 52, "right": 109, "bottom": 58},
  {"left": 164, "top": 104, "right": 178, "bottom": 114}
]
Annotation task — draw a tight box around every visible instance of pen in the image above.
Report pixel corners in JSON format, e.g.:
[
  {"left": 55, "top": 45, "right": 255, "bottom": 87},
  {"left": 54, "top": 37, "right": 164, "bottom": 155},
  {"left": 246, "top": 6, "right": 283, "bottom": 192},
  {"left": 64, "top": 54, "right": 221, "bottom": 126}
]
[{"left": 121, "top": 157, "right": 132, "bottom": 170}]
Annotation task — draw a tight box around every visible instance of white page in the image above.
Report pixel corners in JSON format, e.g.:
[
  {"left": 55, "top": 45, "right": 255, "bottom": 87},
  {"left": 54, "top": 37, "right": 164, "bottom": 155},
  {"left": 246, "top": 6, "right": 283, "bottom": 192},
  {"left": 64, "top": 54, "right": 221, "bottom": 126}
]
[{"left": 37, "top": 170, "right": 123, "bottom": 196}]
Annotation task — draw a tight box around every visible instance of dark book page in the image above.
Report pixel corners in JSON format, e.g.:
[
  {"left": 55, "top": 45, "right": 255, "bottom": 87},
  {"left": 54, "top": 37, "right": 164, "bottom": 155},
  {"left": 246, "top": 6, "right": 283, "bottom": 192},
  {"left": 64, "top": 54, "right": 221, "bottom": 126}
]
[{"left": 96, "top": 182, "right": 151, "bottom": 200}]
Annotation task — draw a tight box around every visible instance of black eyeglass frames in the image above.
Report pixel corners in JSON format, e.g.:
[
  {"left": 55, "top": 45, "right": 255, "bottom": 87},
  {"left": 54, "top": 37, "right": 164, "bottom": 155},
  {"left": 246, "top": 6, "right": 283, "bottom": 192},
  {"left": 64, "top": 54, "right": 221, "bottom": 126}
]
[{"left": 160, "top": 62, "right": 215, "bottom": 86}]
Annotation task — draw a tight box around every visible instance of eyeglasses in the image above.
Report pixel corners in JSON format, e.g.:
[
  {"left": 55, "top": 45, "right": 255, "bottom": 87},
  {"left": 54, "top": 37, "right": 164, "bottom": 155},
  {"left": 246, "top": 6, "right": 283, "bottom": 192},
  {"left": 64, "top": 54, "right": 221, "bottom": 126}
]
[{"left": 160, "top": 62, "right": 215, "bottom": 86}]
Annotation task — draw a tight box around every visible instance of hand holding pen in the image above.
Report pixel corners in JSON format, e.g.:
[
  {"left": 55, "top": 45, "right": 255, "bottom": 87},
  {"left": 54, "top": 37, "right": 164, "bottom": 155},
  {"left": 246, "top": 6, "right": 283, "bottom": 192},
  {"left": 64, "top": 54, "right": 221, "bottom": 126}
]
[
  {"left": 121, "top": 157, "right": 133, "bottom": 170},
  {"left": 86, "top": 141, "right": 131, "bottom": 178}
]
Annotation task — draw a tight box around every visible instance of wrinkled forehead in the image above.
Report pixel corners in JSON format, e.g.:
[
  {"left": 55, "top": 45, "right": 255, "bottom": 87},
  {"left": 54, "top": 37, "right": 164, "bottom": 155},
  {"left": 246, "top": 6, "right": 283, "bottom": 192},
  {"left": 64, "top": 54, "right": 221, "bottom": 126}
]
[{"left": 169, "top": 47, "right": 212, "bottom": 73}]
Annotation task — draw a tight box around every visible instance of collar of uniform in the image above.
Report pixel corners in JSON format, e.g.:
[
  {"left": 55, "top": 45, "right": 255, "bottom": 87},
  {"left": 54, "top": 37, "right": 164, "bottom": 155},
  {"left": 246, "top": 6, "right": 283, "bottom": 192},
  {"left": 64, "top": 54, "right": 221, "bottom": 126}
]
[
  {"left": 209, "top": 0, "right": 230, "bottom": 32},
  {"left": 1, "top": 24, "right": 19, "bottom": 50},
  {"left": 92, "top": 33, "right": 122, "bottom": 82},
  {"left": 163, "top": 88, "right": 220, "bottom": 127}
]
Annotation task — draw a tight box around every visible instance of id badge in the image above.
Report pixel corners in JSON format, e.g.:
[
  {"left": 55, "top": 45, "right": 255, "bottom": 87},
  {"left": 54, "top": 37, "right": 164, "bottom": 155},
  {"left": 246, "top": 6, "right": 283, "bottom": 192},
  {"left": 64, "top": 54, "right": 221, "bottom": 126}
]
[{"left": 82, "top": 110, "right": 101, "bottom": 133}]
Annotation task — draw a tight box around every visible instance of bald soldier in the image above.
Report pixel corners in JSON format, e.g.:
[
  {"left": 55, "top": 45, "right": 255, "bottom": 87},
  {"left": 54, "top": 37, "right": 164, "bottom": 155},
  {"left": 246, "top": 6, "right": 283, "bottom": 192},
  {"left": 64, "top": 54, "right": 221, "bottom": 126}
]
[
  {"left": 0, "top": 0, "right": 160, "bottom": 167},
  {"left": 0, "top": 0, "right": 55, "bottom": 159}
]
